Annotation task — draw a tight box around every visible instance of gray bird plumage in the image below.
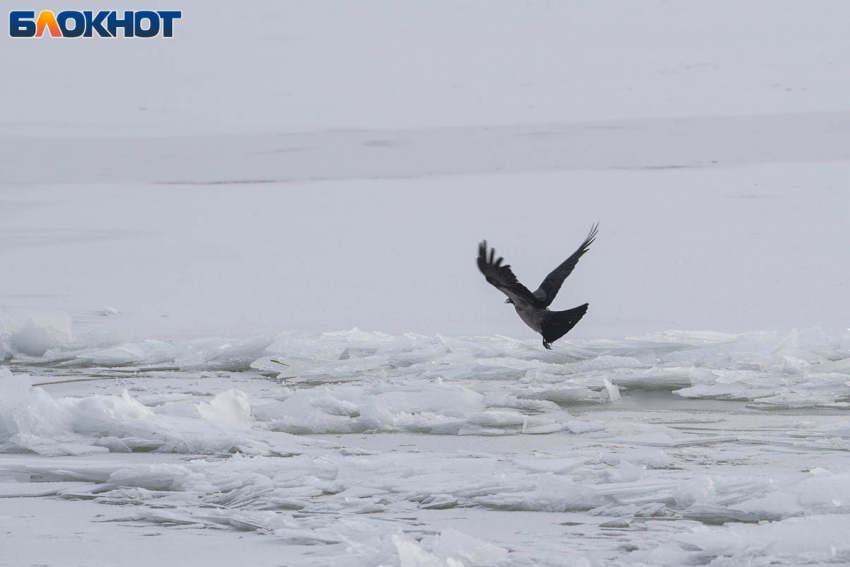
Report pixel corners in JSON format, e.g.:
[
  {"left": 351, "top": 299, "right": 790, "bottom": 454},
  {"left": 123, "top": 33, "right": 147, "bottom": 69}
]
[{"left": 477, "top": 224, "right": 598, "bottom": 349}]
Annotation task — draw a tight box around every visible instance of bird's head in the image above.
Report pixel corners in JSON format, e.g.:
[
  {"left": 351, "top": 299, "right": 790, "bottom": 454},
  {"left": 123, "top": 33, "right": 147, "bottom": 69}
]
[{"left": 505, "top": 298, "right": 513, "bottom": 305}]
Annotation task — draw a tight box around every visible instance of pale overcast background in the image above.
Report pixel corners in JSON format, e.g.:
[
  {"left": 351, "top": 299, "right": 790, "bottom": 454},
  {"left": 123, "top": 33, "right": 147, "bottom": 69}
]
[{"left": 2, "top": 1, "right": 849, "bottom": 341}]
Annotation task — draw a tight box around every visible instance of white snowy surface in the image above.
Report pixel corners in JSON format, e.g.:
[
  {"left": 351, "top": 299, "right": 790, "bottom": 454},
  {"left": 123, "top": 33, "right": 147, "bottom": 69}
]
[
  {"left": 3, "top": 328, "right": 850, "bottom": 565},
  {"left": 2, "top": 169, "right": 850, "bottom": 342},
  {"left": 4, "top": 1, "right": 850, "bottom": 565},
  {"left": 3, "top": 1, "right": 850, "bottom": 135}
]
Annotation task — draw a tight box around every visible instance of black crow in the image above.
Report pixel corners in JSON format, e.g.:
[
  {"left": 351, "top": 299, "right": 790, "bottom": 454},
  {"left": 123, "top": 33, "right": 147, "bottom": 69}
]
[{"left": 477, "top": 224, "right": 598, "bottom": 349}]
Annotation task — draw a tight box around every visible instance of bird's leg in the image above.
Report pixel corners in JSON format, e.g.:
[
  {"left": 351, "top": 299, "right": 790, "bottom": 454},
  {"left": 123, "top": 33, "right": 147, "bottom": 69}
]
[{"left": 542, "top": 341, "right": 552, "bottom": 350}]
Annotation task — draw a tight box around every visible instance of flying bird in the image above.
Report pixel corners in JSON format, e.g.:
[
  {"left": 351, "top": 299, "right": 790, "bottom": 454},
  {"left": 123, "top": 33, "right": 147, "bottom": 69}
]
[{"left": 477, "top": 224, "right": 598, "bottom": 349}]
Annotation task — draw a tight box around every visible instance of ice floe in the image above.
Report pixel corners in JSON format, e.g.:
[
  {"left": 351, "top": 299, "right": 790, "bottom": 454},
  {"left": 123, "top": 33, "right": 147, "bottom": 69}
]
[
  {"left": 0, "top": 371, "right": 309, "bottom": 456},
  {"left": 3, "top": 325, "right": 850, "bottom": 565},
  {"left": 3, "top": 323, "right": 848, "bottom": 409}
]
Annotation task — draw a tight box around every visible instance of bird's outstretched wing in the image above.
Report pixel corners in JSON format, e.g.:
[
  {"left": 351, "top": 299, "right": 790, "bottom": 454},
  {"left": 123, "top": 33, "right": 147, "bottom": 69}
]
[
  {"left": 533, "top": 223, "right": 598, "bottom": 308},
  {"left": 478, "top": 241, "right": 539, "bottom": 306}
]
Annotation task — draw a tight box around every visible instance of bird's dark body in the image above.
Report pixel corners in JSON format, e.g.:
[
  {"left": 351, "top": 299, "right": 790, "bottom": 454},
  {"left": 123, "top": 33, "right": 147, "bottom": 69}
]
[{"left": 477, "top": 225, "right": 598, "bottom": 349}]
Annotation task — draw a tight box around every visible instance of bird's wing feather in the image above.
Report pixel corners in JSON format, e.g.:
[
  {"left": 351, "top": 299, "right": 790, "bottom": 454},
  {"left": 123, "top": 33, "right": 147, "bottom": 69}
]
[
  {"left": 477, "top": 241, "right": 538, "bottom": 306},
  {"left": 533, "top": 224, "right": 598, "bottom": 308}
]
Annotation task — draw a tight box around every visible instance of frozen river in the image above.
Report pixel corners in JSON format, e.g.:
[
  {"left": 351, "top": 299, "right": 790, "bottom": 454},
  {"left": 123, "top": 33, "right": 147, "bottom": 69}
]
[
  {"left": 3, "top": 328, "right": 850, "bottom": 565},
  {"left": 4, "top": 1, "right": 850, "bottom": 565}
]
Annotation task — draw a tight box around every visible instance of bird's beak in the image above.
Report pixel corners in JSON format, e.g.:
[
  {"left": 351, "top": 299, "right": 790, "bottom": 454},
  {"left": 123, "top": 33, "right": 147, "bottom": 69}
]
[{"left": 504, "top": 299, "right": 511, "bottom": 304}]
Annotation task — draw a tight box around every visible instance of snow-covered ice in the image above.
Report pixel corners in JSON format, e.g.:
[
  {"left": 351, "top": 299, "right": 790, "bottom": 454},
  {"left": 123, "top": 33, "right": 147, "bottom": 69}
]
[{"left": 3, "top": 326, "right": 850, "bottom": 565}]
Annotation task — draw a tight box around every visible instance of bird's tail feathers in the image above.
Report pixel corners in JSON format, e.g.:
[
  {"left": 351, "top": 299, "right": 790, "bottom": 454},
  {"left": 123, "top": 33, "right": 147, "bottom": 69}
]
[{"left": 541, "top": 303, "right": 589, "bottom": 344}]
